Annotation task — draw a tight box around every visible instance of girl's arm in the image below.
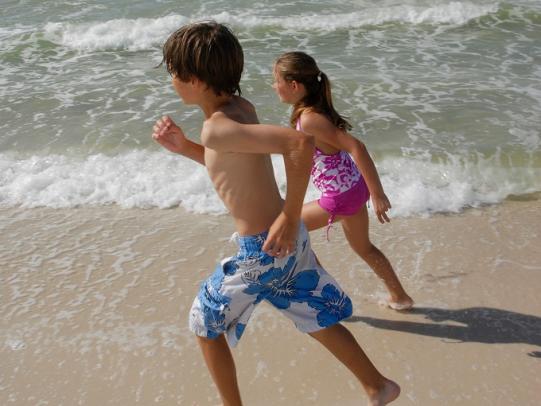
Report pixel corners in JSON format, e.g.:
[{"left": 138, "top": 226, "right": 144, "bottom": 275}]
[
  {"left": 152, "top": 115, "right": 205, "bottom": 165},
  {"left": 342, "top": 137, "right": 391, "bottom": 223},
  {"left": 300, "top": 112, "right": 391, "bottom": 223}
]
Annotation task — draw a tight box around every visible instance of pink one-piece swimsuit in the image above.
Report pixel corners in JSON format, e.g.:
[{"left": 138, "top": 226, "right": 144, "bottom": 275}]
[{"left": 297, "top": 120, "right": 370, "bottom": 238}]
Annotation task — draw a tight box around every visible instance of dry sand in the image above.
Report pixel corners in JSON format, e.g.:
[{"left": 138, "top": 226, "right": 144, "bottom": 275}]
[{"left": 1, "top": 195, "right": 540, "bottom": 405}]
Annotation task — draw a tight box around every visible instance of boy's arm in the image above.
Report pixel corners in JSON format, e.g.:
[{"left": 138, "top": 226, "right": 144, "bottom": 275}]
[
  {"left": 264, "top": 134, "right": 314, "bottom": 257},
  {"left": 152, "top": 115, "right": 205, "bottom": 165},
  {"left": 202, "top": 114, "right": 312, "bottom": 155},
  {"left": 203, "top": 115, "right": 315, "bottom": 257}
]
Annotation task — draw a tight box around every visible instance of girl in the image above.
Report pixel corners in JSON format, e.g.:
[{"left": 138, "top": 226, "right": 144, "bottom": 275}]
[{"left": 273, "top": 51, "right": 413, "bottom": 310}]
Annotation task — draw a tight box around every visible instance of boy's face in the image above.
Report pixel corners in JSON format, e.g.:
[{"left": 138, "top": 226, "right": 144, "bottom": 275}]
[
  {"left": 171, "top": 75, "right": 199, "bottom": 104},
  {"left": 272, "top": 68, "right": 301, "bottom": 104}
]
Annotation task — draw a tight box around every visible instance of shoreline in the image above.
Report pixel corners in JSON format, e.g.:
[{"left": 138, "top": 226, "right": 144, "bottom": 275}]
[{"left": 1, "top": 197, "right": 540, "bottom": 405}]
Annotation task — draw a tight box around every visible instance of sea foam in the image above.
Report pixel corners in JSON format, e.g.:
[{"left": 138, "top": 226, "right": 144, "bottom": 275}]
[
  {"left": 215, "top": 2, "right": 500, "bottom": 30},
  {"left": 1, "top": 150, "right": 539, "bottom": 217},
  {"left": 44, "top": 15, "right": 189, "bottom": 52},
  {"left": 43, "top": 2, "right": 499, "bottom": 51}
]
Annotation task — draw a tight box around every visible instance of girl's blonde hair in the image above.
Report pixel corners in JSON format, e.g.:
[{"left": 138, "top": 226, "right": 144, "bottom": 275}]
[{"left": 274, "top": 51, "right": 351, "bottom": 130}]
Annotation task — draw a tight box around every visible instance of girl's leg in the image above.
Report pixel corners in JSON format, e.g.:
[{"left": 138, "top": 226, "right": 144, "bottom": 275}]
[
  {"left": 197, "top": 334, "right": 243, "bottom": 406},
  {"left": 341, "top": 205, "right": 413, "bottom": 309},
  {"left": 309, "top": 324, "right": 400, "bottom": 405},
  {"left": 301, "top": 200, "right": 332, "bottom": 231}
]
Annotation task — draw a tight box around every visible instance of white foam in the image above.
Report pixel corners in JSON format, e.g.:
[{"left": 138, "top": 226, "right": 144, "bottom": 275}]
[
  {"left": 41, "top": 2, "right": 499, "bottom": 51},
  {"left": 44, "top": 15, "right": 189, "bottom": 52},
  {"left": 215, "top": 2, "right": 499, "bottom": 30},
  {"left": 0, "top": 151, "right": 225, "bottom": 213},
  {"left": 0, "top": 150, "right": 539, "bottom": 217},
  {"left": 378, "top": 153, "right": 541, "bottom": 216}
]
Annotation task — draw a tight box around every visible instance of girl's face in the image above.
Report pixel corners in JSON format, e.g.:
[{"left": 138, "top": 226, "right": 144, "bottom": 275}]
[{"left": 272, "top": 67, "right": 303, "bottom": 104}]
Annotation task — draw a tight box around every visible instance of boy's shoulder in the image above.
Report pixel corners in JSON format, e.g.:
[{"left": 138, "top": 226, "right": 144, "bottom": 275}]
[
  {"left": 234, "top": 96, "right": 257, "bottom": 114},
  {"left": 228, "top": 96, "right": 258, "bottom": 123},
  {"left": 208, "top": 96, "right": 258, "bottom": 126},
  {"left": 201, "top": 97, "right": 259, "bottom": 148}
]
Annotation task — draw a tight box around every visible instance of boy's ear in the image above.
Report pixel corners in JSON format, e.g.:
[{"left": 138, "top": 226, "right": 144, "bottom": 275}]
[
  {"left": 192, "top": 77, "right": 211, "bottom": 93},
  {"left": 191, "top": 77, "right": 205, "bottom": 89}
]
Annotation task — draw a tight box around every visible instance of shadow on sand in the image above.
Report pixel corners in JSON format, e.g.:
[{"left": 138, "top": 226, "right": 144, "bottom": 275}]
[{"left": 347, "top": 306, "right": 541, "bottom": 357}]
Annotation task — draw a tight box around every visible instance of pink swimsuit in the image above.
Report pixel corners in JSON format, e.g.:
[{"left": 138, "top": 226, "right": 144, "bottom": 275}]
[{"left": 297, "top": 120, "right": 370, "bottom": 237}]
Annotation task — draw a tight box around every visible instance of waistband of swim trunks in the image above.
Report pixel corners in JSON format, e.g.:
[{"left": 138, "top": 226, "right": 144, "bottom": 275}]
[
  {"left": 234, "top": 222, "right": 307, "bottom": 255},
  {"left": 234, "top": 230, "right": 269, "bottom": 254}
]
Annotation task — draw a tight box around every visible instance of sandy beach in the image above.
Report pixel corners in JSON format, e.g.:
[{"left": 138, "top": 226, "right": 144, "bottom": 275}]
[
  {"left": 2, "top": 0, "right": 541, "bottom": 404},
  {"left": 1, "top": 195, "right": 540, "bottom": 406}
]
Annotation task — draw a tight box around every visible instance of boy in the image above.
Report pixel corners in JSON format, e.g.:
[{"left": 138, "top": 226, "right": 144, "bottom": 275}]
[{"left": 152, "top": 21, "right": 400, "bottom": 406}]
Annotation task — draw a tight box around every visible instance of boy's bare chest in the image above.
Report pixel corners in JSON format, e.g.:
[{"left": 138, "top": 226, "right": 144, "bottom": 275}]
[{"left": 204, "top": 149, "right": 273, "bottom": 188}]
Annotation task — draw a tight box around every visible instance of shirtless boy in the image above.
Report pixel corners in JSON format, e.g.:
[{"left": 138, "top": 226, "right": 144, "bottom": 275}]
[{"left": 152, "top": 21, "right": 400, "bottom": 406}]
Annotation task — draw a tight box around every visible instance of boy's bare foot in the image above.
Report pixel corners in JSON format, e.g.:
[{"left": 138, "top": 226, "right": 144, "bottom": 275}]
[{"left": 368, "top": 379, "right": 400, "bottom": 406}]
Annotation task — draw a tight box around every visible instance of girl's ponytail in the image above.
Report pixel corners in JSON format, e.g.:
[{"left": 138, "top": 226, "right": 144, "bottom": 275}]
[{"left": 275, "top": 52, "right": 351, "bottom": 131}]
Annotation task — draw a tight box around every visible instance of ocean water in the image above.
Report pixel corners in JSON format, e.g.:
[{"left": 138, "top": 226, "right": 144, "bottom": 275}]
[{"left": 1, "top": 0, "right": 540, "bottom": 216}]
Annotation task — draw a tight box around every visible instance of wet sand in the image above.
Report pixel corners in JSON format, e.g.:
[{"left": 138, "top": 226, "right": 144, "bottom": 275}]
[{"left": 1, "top": 196, "right": 540, "bottom": 405}]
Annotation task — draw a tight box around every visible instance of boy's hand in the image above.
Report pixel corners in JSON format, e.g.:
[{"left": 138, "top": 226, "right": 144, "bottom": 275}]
[
  {"left": 263, "top": 212, "right": 298, "bottom": 258},
  {"left": 372, "top": 193, "right": 392, "bottom": 224},
  {"left": 152, "top": 115, "right": 187, "bottom": 154}
]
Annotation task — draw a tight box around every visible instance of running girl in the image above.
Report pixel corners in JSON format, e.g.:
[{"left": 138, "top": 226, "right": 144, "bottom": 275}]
[{"left": 273, "top": 51, "right": 413, "bottom": 310}]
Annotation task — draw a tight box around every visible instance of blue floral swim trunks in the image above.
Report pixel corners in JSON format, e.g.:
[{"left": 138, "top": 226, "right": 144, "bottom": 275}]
[{"left": 189, "top": 223, "right": 353, "bottom": 347}]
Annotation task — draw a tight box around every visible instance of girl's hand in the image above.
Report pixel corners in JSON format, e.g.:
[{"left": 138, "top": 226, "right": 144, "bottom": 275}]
[
  {"left": 152, "top": 115, "right": 187, "bottom": 154},
  {"left": 371, "top": 193, "right": 392, "bottom": 224}
]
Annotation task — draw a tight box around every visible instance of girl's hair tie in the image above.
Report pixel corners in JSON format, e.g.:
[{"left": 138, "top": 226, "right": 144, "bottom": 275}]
[{"left": 317, "top": 72, "right": 322, "bottom": 82}]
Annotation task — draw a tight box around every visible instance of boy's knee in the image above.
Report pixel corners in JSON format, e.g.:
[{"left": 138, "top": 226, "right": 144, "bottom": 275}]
[
  {"left": 196, "top": 333, "right": 220, "bottom": 344},
  {"left": 308, "top": 322, "right": 346, "bottom": 340}
]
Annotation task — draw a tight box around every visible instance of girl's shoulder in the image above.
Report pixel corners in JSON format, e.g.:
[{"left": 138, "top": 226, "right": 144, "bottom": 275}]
[
  {"left": 299, "top": 109, "right": 342, "bottom": 154},
  {"left": 299, "top": 109, "right": 334, "bottom": 130}
]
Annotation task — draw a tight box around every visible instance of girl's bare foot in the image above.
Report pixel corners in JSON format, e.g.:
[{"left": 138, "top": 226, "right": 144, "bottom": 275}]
[
  {"left": 387, "top": 296, "right": 414, "bottom": 311},
  {"left": 368, "top": 379, "right": 400, "bottom": 406}
]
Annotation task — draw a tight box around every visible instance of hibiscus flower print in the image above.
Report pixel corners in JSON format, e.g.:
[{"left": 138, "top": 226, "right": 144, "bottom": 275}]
[
  {"left": 242, "top": 255, "right": 320, "bottom": 309},
  {"left": 197, "top": 263, "right": 232, "bottom": 338},
  {"left": 307, "top": 284, "right": 353, "bottom": 327},
  {"left": 203, "top": 308, "right": 226, "bottom": 339},
  {"left": 235, "top": 323, "right": 246, "bottom": 340}
]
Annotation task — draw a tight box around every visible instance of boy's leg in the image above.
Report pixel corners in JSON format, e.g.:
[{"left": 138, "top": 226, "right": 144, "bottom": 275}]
[
  {"left": 309, "top": 324, "right": 400, "bottom": 406},
  {"left": 341, "top": 205, "right": 413, "bottom": 309},
  {"left": 197, "top": 334, "right": 243, "bottom": 406}
]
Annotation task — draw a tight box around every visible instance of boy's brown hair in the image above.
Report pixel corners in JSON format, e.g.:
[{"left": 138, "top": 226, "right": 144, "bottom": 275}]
[{"left": 162, "top": 21, "right": 243, "bottom": 96}]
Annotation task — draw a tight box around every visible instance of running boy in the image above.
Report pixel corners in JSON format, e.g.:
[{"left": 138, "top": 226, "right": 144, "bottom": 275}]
[{"left": 152, "top": 21, "right": 399, "bottom": 406}]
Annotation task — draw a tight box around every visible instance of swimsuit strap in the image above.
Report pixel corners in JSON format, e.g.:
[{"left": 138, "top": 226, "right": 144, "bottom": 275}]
[{"left": 325, "top": 214, "right": 335, "bottom": 241}]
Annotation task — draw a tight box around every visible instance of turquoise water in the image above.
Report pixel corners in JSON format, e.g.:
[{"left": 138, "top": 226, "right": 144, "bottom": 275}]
[{"left": 1, "top": 0, "right": 540, "bottom": 215}]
